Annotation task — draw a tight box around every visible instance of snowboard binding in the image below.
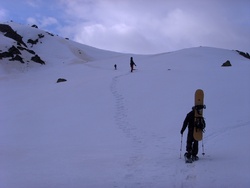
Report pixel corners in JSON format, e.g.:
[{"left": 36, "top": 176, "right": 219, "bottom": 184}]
[{"left": 192, "top": 105, "right": 206, "bottom": 115}]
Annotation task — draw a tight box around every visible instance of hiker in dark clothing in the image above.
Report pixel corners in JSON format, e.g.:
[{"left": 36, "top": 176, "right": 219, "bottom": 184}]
[
  {"left": 130, "top": 57, "right": 136, "bottom": 72},
  {"left": 180, "top": 109, "right": 199, "bottom": 160}
]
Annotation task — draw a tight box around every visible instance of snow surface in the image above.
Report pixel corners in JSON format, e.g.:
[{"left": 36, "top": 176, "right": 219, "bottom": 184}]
[{"left": 1, "top": 23, "right": 250, "bottom": 188}]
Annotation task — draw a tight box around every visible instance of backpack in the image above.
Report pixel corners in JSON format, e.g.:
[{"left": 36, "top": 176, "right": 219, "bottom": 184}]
[{"left": 194, "top": 117, "right": 206, "bottom": 132}]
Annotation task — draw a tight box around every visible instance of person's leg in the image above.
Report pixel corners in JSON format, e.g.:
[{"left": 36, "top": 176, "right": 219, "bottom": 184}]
[
  {"left": 186, "top": 134, "right": 193, "bottom": 158},
  {"left": 192, "top": 140, "right": 199, "bottom": 156}
]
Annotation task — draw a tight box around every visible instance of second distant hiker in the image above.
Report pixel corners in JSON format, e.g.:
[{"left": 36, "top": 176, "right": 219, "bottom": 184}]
[{"left": 130, "top": 57, "right": 136, "bottom": 72}]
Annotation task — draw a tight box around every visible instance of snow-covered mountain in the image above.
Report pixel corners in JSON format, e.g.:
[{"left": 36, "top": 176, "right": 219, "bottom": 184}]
[{"left": 1, "top": 22, "right": 250, "bottom": 188}]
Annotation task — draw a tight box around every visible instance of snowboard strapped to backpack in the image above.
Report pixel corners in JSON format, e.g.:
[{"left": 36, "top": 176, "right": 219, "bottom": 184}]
[
  {"left": 193, "top": 89, "right": 206, "bottom": 141},
  {"left": 193, "top": 104, "right": 206, "bottom": 133}
]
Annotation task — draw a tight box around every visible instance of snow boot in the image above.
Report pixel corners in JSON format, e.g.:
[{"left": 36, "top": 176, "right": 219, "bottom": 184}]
[
  {"left": 184, "top": 152, "right": 192, "bottom": 163},
  {"left": 192, "top": 155, "right": 199, "bottom": 161}
]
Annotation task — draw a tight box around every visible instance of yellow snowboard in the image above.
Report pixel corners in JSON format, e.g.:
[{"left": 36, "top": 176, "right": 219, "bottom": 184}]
[{"left": 193, "top": 89, "right": 206, "bottom": 141}]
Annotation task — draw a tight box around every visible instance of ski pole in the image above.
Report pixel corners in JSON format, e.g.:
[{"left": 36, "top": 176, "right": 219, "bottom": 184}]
[
  {"left": 180, "top": 134, "right": 183, "bottom": 159},
  {"left": 202, "top": 138, "right": 205, "bottom": 156}
]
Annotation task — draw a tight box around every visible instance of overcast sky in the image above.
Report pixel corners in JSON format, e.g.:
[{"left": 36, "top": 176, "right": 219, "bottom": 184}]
[{"left": 1, "top": 0, "right": 250, "bottom": 54}]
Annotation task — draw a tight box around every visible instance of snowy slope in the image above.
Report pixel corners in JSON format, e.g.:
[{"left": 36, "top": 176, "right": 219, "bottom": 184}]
[{"left": 1, "top": 23, "right": 250, "bottom": 188}]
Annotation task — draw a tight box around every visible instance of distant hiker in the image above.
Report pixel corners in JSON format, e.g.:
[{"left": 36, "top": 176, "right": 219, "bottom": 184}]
[
  {"left": 114, "top": 64, "right": 117, "bottom": 70},
  {"left": 180, "top": 108, "right": 199, "bottom": 161},
  {"left": 130, "top": 57, "right": 136, "bottom": 72}
]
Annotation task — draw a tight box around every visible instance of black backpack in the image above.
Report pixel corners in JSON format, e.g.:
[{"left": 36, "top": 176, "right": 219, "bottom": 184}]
[{"left": 194, "top": 117, "right": 206, "bottom": 132}]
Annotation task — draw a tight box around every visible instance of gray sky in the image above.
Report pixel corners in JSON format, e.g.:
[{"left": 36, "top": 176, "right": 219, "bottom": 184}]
[{"left": 1, "top": 0, "right": 250, "bottom": 54}]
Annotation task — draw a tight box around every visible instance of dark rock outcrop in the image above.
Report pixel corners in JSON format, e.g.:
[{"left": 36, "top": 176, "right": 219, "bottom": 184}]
[
  {"left": 31, "top": 55, "right": 45, "bottom": 65},
  {"left": 10, "top": 54, "right": 24, "bottom": 63},
  {"left": 236, "top": 50, "right": 250, "bottom": 60},
  {"left": 222, "top": 60, "right": 232, "bottom": 67},
  {"left": 8, "top": 45, "right": 21, "bottom": 55},
  {"left": 57, "top": 78, "right": 67, "bottom": 83},
  {"left": 0, "top": 24, "right": 27, "bottom": 47},
  {"left": 27, "top": 38, "right": 39, "bottom": 46}
]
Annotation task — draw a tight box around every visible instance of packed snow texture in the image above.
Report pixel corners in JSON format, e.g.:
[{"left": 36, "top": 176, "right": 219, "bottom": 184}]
[{"left": 1, "top": 23, "right": 250, "bottom": 188}]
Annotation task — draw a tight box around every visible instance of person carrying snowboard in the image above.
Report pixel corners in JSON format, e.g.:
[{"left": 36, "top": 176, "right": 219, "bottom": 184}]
[
  {"left": 180, "top": 108, "right": 199, "bottom": 161},
  {"left": 130, "top": 57, "right": 136, "bottom": 72}
]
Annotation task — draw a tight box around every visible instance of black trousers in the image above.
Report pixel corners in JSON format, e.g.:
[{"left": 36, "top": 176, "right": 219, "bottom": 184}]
[{"left": 186, "top": 131, "right": 198, "bottom": 156}]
